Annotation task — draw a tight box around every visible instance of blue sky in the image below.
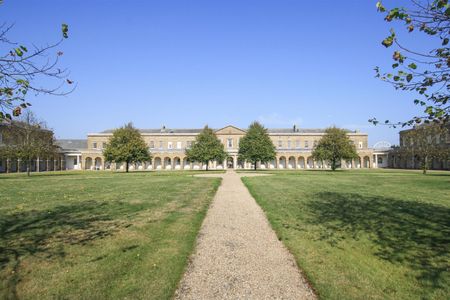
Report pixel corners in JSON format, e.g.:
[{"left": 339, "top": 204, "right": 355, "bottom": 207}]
[{"left": 1, "top": 0, "right": 428, "bottom": 145}]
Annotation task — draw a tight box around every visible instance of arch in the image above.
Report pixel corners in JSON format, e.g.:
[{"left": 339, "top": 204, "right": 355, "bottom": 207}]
[
  {"left": 363, "top": 156, "right": 370, "bottom": 168},
  {"left": 288, "top": 156, "right": 296, "bottom": 169},
  {"left": 174, "top": 157, "right": 181, "bottom": 170},
  {"left": 306, "top": 157, "right": 314, "bottom": 169},
  {"left": 268, "top": 159, "right": 276, "bottom": 169},
  {"left": 183, "top": 157, "right": 190, "bottom": 169},
  {"left": 355, "top": 157, "right": 362, "bottom": 168},
  {"left": 164, "top": 157, "right": 172, "bottom": 170},
  {"left": 278, "top": 156, "right": 287, "bottom": 169},
  {"left": 85, "top": 157, "right": 93, "bottom": 170},
  {"left": 216, "top": 159, "right": 224, "bottom": 170},
  {"left": 345, "top": 159, "right": 353, "bottom": 169},
  {"left": 154, "top": 157, "right": 162, "bottom": 170},
  {"left": 147, "top": 159, "right": 153, "bottom": 170},
  {"left": 297, "top": 157, "right": 305, "bottom": 169},
  {"left": 94, "top": 157, "right": 103, "bottom": 170}
]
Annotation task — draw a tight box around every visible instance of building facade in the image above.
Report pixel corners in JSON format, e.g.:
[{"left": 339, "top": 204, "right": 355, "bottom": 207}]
[
  {"left": 68, "top": 125, "right": 379, "bottom": 171},
  {"left": 388, "top": 124, "right": 450, "bottom": 170}
]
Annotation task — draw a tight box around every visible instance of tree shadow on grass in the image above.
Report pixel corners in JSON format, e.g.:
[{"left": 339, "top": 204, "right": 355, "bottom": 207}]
[
  {"left": 305, "top": 192, "right": 450, "bottom": 289},
  {"left": 0, "top": 200, "right": 136, "bottom": 299}
]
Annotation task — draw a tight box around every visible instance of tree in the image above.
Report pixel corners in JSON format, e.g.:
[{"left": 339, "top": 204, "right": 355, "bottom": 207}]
[
  {"left": 372, "top": 1, "right": 450, "bottom": 127},
  {"left": 0, "top": 17, "right": 73, "bottom": 121},
  {"left": 312, "top": 127, "right": 358, "bottom": 171},
  {"left": 185, "top": 125, "right": 227, "bottom": 171},
  {"left": 397, "top": 123, "right": 449, "bottom": 174},
  {"left": 238, "top": 121, "right": 276, "bottom": 170},
  {"left": 103, "top": 123, "right": 151, "bottom": 172},
  {"left": 0, "top": 111, "right": 57, "bottom": 176}
]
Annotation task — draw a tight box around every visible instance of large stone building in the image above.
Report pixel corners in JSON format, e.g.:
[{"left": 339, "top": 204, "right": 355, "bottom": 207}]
[
  {"left": 0, "top": 124, "right": 391, "bottom": 173},
  {"left": 388, "top": 124, "right": 450, "bottom": 170},
  {"left": 58, "top": 125, "right": 381, "bottom": 171}
]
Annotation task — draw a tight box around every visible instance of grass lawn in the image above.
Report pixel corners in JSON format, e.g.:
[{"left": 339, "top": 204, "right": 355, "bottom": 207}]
[
  {"left": 0, "top": 171, "right": 221, "bottom": 299},
  {"left": 242, "top": 169, "right": 450, "bottom": 300}
]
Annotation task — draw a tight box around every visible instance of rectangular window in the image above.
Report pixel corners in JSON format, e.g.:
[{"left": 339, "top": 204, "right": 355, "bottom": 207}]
[
  {"left": 358, "top": 141, "right": 363, "bottom": 149},
  {"left": 102, "top": 142, "right": 107, "bottom": 149},
  {"left": 278, "top": 140, "right": 282, "bottom": 148},
  {"left": 149, "top": 141, "right": 155, "bottom": 148},
  {"left": 287, "top": 140, "right": 291, "bottom": 149},
  {"left": 296, "top": 140, "right": 300, "bottom": 148},
  {"left": 305, "top": 140, "right": 309, "bottom": 148},
  {"left": 73, "top": 158, "right": 77, "bottom": 165},
  {"left": 177, "top": 141, "right": 182, "bottom": 149},
  {"left": 187, "top": 141, "right": 192, "bottom": 148},
  {"left": 159, "top": 141, "right": 163, "bottom": 149},
  {"left": 227, "top": 138, "right": 233, "bottom": 148},
  {"left": 168, "top": 142, "right": 173, "bottom": 149},
  {"left": 93, "top": 142, "right": 97, "bottom": 149}
]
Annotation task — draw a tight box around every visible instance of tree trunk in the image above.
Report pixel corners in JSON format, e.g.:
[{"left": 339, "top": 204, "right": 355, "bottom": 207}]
[
  {"left": 126, "top": 162, "right": 129, "bottom": 173},
  {"left": 254, "top": 161, "right": 257, "bottom": 171},
  {"left": 205, "top": 161, "right": 209, "bottom": 171},
  {"left": 27, "top": 159, "right": 31, "bottom": 176},
  {"left": 422, "top": 156, "right": 428, "bottom": 175}
]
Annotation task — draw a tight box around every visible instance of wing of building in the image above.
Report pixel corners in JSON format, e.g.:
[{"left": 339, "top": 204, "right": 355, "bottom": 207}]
[{"left": 59, "top": 125, "right": 379, "bottom": 171}]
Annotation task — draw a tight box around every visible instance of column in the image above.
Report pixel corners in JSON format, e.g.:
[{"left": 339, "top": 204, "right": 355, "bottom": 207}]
[
  {"left": 374, "top": 154, "right": 378, "bottom": 168},
  {"left": 213, "top": 160, "right": 217, "bottom": 170},
  {"left": 54, "top": 159, "right": 58, "bottom": 171},
  {"left": 17, "top": 159, "right": 21, "bottom": 173},
  {"left": 223, "top": 159, "right": 227, "bottom": 170},
  {"left": 36, "top": 157, "right": 40, "bottom": 172},
  {"left": 6, "top": 158, "right": 10, "bottom": 173},
  {"left": 233, "top": 156, "right": 237, "bottom": 169}
]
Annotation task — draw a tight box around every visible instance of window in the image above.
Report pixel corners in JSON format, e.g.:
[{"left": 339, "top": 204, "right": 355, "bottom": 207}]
[
  {"left": 159, "top": 141, "right": 163, "bottom": 149},
  {"left": 278, "top": 140, "right": 282, "bottom": 148},
  {"left": 313, "top": 140, "right": 317, "bottom": 147},
  {"left": 227, "top": 138, "right": 233, "bottom": 148},
  {"left": 287, "top": 140, "right": 291, "bottom": 149},
  {"left": 377, "top": 157, "right": 383, "bottom": 164},
  {"left": 149, "top": 141, "right": 155, "bottom": 148},
  {"left": 305, "top": 140, "right": 309, "bottom": 148},
  {"left": 93, "top": 142, "right": 97, "bottom": 149},
  {"left": 187, "top": 141, "right": 192, "bottom": 148},
  {"left": 168, "top": 142, "right": 173, "bottom": 149},
  {"left": 358, "top": 141, "right": 363, "bottom": 149},
  {"left": 73, "top": 158, "right": 78, "bottom": 165},
  {"left": 176, "top": 141, "right": 182, "bottom": 149},
  {"left": 102, "top": 142, "right": 107, "bottom": 149},
  {"left": 296, "top": 140, "right": 300, "bottom": 148}
]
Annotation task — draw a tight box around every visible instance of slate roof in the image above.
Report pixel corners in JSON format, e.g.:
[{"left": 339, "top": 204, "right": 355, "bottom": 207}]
[
  {"left": 100, "top": 127, "right": 356, "bottom": 134},
  {"left": 56, "top": 139, "right": 87, "bottom": 151}
]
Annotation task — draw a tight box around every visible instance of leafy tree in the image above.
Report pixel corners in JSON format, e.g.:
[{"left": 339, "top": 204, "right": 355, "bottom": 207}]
[
  {"left": 396, "top": 123, "right": 449, "bottom": 174},
  {"left": 0, "top": 14, "right": 73, "bottom": 121},
  {"left": 372, "top": 1, "right": 450, "bottom": 127},
  {"left": 103, "top": 123, "right": 151, "bottom": 172},
  {"left": 185, "top": 125, "right": 227, "bottom": 171},
  {"left": 0, "top": 111, "right": 57, "bottom": 176},
  {"left": 312, "top": 127, "right": 358, "bottom": 171},
  {"left": 238, "top": 121, "right": 276, "bottom": 170}
]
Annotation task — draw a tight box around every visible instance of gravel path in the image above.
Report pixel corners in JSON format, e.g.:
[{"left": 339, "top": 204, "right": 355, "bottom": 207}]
[{"left": 175, "top": 171, "right": 316, "bottom": 300}]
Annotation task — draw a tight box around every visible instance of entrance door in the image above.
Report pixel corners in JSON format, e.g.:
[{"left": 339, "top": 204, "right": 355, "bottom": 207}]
[{"left": 227, "top": 157, "right": 234, "bottom": 169}]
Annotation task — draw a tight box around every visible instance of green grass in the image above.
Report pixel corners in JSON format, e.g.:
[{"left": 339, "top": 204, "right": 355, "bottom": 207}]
[
  {"left": 0, "top": 171, "right": 221, "bottom": 299},
  {"left": 242, "top": 169, "right": 450, "bottom": 300}
]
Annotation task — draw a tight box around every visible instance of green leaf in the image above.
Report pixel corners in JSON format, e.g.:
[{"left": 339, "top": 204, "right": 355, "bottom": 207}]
[
  {"left": 14, "top": 48, "right": 23, "bottom": 57},
  {"left": 376, "top": 1, "right": 386, "bottom": 12},
  {"left": 62, "top": 23, "right": 69, "bottom": 39},
  {"left": 382, "top": 36, "right": 394, "bottom": 47},
  {"left": 408, "top": 63, "right": 417, "bottom": 69},
  {"left": 392, "top": 63, "right": 399, "bottom": 68},
  {"left": 406, "top": 74, "right": 413, "bottom": 82},
  {"left": 443, "top": 38, "right": 449, "bottom": 46}
]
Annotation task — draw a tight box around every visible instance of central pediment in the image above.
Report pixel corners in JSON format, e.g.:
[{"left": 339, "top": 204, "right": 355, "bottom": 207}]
[{"left": 215, "top": 125, "right": 246, "bottom": 135}]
